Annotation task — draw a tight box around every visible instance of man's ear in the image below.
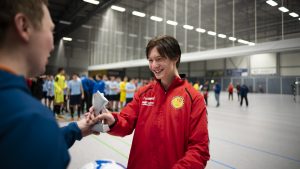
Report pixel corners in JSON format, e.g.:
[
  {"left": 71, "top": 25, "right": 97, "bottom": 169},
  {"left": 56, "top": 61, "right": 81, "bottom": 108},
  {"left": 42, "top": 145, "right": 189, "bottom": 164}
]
[{"left": 14, "top": 13, "right": 32, "bottom": 42}]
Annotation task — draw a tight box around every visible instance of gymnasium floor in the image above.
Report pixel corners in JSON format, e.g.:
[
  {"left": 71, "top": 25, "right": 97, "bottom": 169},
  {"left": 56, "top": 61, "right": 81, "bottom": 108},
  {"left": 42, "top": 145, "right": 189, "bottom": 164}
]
[{"left": 64, "top": 92, "right": 300, "bottom": 169}]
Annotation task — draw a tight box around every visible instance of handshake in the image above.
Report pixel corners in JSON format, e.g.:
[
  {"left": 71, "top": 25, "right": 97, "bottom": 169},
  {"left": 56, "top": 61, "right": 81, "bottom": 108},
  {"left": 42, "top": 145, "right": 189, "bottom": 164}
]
[
  {"left": 91, "top": 91, "right": 111, "bottom": 133},
  {"left": 76, "top": 91, "right": 117, "bottom": 138}
]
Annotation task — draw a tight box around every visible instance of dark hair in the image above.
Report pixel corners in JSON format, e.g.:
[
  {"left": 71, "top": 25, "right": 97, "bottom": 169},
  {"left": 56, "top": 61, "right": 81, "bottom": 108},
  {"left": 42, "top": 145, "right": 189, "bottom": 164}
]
[
  {"left": 146, "top": 35, "right": 181, "bottom": 68},
  {"left": 0, "top": 0, "right": 48, "bottom": 46},
  {"left": 57, "top": 67, "right": 64, "bottom": 73}
]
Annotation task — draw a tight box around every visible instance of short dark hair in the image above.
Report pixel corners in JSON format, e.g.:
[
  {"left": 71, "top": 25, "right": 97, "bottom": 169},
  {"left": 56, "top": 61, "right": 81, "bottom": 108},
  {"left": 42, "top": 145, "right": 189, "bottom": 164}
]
[
  {"left": 146, "top": 35, "right": 181, "bottom": 68},
  {"left": 57, "top": 67, "right": 64, "bottom": 73},
  {"left": 0, "top": 0, "right": 48, "bottom": 46}
]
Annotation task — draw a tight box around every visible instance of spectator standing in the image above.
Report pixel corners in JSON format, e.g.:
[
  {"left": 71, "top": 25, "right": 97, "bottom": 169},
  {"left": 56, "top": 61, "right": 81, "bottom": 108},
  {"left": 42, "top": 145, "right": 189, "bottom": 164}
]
[
  {"left": 193, "top": 81, "right": 200, "bottom": 92},
  {"left": 125, "top": 78, "right": 136, "bottom": 105},
  {"left": 47, "top": 75, "right": 55, "bottom": 110},
  {"left": 54, "top": 68, "right": 67, "bottom": 118},
  {"left": 119, "top": 76, "right": 128, "bottom": 110},
  {"left": 236, "top": 82, "right": 241, "bottom": 101},
  {"left": 93, "top": 74, "right": 105, "bottom": 94},
  {"left": 240, "top": 84, "right": 249, "bottom": 107},
  {"left": 228, "top": 82, "right": 234, "bottom": 100},
  {"left": 214, "top": 81, "right": 221, "bottom": 107},
  {"left": 68, "top": 74, "right": 84, "bottom": 120}
]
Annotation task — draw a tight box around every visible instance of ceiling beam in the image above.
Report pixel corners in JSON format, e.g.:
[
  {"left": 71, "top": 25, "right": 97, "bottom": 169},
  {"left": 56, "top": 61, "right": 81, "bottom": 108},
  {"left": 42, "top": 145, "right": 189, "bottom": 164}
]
[{"left": 54, "top": 0, "right": 120, "bottom": 43}]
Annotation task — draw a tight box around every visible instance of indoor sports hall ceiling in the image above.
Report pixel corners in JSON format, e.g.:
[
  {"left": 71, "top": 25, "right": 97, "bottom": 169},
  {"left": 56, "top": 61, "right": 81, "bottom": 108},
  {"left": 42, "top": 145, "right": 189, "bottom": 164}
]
[
  {"left": 48, "top": 0, "right": 119, "bottom": 42},
  {"left": 48, "top": 0, "right": 300, "bottom": 64}
]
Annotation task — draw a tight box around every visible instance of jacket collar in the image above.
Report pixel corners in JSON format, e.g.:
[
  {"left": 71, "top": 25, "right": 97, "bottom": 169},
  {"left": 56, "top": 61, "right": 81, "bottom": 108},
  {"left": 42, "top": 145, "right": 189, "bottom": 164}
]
[
  {"left": 155, "top": 74, "right": 186, "bottom": 92},
  {"left": 0, "top": 70, "right": 30, "bottom": 94},
  {"left": 0, "top": 64, "right": 17, "bottom": 75}
]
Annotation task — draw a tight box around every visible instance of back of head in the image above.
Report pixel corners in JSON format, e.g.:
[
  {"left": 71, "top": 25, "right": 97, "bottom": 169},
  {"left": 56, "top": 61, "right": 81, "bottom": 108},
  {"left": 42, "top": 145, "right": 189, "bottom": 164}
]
[
  {"left": 57, "top": 67, "right": 65, "bottom": 74},
  {"left": 96, "top": 74, "right": 102, "bottom": 80},
  {"left": 0, "top": 0, "right": 48, "bottom": 47},
  {"left": 146, "top": 35, "right": 181, "bottom": 68}
]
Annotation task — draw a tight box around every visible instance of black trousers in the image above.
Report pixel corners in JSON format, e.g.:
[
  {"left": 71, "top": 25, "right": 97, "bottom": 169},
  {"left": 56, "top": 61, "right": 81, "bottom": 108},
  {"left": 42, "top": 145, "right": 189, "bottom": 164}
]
[
  {"left": 240, "top": 95, "right": 248, "bottom": 106},
  {"left": 81, "top": 91, "right": 92, "bottom": 112}
]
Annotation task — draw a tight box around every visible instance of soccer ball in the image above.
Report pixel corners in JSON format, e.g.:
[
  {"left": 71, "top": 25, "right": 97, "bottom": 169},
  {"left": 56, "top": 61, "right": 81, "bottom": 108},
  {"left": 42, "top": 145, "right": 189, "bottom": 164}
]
[{"left": 80, "top": 159, "right": 126, "bottom": 169}]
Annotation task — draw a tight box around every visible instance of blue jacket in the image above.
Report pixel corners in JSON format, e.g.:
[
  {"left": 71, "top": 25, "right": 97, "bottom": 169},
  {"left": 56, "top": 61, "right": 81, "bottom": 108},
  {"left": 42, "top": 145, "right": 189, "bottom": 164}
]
[
  {"left": 240, "top": 84, "right": 249, "bottom": 96},
  {"left": 81, "top": 77, "right": 96, "bottom": 94},
  {"left": 93, "top": 80, "right": 105, "bottom": 94},
  {"left": 0, "top": 70, "right": 82, "bottom": 169},
  {"left": 81, "top": 76, "right": 90, "bottom": 92},
  {"left": 214, "top": 83, "right": 221, "bottom": 94}
]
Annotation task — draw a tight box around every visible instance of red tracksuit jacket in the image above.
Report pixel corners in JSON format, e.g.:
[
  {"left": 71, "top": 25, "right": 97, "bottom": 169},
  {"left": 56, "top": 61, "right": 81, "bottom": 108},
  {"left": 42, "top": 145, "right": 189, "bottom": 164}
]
[{"left": 109, "top": 76, "right": 210, "bottom": 169}]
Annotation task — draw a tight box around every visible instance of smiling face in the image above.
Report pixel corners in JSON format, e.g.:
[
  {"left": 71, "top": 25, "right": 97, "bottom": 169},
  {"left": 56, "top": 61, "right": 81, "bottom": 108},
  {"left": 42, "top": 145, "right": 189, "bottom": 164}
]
[
  {"left": 146, "top": 36, "right": 181, "bottom": 88},
  {"left": 148, "top": 47, "right": 178, "bottom": 84}
]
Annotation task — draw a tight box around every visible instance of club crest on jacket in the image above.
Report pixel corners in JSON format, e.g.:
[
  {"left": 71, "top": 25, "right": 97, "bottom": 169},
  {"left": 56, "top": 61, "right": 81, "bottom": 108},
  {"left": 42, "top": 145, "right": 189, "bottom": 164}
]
[{"left": 171, "top": 96, "right": 184, "bottom": 109}]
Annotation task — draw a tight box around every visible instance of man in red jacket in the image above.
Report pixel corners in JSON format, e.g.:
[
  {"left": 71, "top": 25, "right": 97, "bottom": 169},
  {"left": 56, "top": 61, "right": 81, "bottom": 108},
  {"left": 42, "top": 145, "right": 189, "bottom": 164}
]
[{"left": 94, "top": 35, "right": 210, "bottom": 169}]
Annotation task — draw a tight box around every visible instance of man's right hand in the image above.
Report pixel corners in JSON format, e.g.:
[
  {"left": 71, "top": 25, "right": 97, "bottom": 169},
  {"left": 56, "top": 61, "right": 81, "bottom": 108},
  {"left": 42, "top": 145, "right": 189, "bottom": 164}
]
[{"left": 89, "top": 106, "right": 115, "bottom": 126}]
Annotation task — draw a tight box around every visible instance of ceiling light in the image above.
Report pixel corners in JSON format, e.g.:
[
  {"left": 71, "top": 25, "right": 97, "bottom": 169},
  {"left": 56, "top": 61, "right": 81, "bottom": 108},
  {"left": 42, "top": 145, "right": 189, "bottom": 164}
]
[
  {"left": 82, "top": 25, "right": 92, "bottom": 29},
  {"left": 228, "top": 37, "right": 237, "bottom": 41},
  {"left": 83, "top": 0, "right": 99, "bottom": 5},
  {"left": 77, "top": 39, "right": 86, "bottom": 43},
  {"left": 144, "top": 36, "right": 152, "bottom": 40},
  {"left": 166, "top": 20, "right": 178, "bottom": 26},
  {"left": 237, "top": 39, "right": 249, "bottom": 45},
  {"left": 218, "top": 34, "right": 226, "bottom": 38},
  {"left": 111, "top": 5, "right": 126, "bottom": 12},
  {"left": 115, "top": 31, "right": 124, "bottom": 35},
  {"left": 132, "top": 11, "right": 145, "bottom": 17},
  {"left": 278, "top": 6, "right": 289, "bottom": 13},
  {"left": 129, "top": 33, "right": 138, "bottom": 38},
  {"left": 183, "top": 25, "right": 194, "bottom": 30},
  {"left": 99, "top": 28, "right": 108, "bottom": 32},
  {"left": 266, "top": 0, "right": 278, "bottom": 6},
  {"left": 289, "top": 12, "right": 299, "bottom": 17},
  {"left": 207, "top": 31, "right": 216, "bottom": 36},
  {"left": 59, "top": 20, "right": 71, "bottom": 25},
  {"left": 62, "top": 37, "right": 72, "bottom": 41},
  {"left": 150, "top": 16, "right": 163, "bottom": 22},
  {"left": 248, "top": 42, "right": 255, "bottom": 46},
  {"left": 196, "top": 28, "right": 206, "bottom": 33}
]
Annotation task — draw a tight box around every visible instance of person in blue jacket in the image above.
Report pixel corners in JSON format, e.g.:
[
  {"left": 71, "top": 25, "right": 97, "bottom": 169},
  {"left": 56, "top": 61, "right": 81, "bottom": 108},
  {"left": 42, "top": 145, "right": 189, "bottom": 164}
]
[
  {"left": 93, "top": 74, "right": 105, "bottom": 94},
  {"left": 0, "top": 0, "right": 100, "bottom": 168},
  {"left": 214, "top": 81, "right": 221, "bottom": 107},
  {"left": 240, "top": 84, "right": 249, "bottom": 106},
  {"left": 81, "top": 75, "right": 96, "bottom": 112}
]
